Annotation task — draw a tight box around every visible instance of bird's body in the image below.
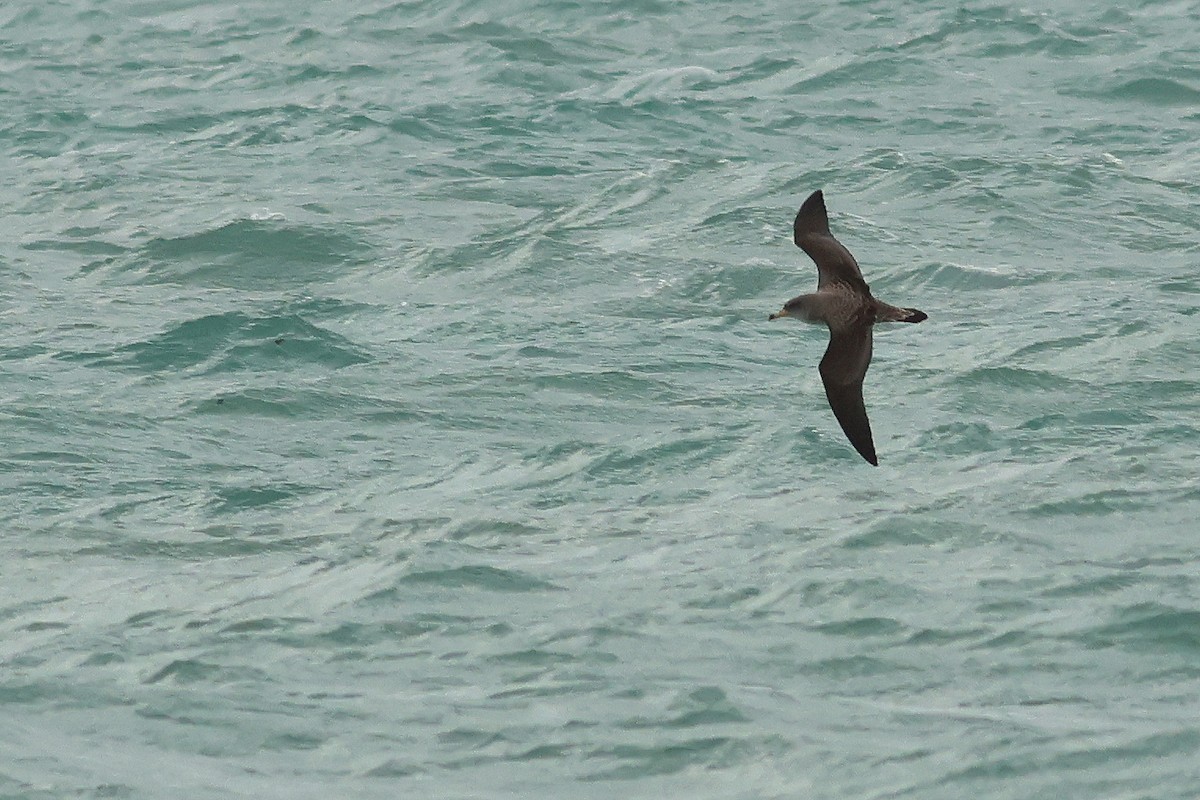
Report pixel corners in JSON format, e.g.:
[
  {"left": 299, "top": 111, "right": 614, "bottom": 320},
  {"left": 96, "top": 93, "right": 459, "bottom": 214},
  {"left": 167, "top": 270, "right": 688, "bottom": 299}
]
[{"left": 769, "top": 190, "right": 926, "bottom": 466}]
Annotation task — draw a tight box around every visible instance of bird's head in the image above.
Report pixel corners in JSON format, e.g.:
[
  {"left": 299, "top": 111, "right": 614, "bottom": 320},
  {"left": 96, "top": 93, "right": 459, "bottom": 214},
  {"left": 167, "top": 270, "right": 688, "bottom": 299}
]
[{"left": 768, "top": 296, "right": 810, "bottom": 322}]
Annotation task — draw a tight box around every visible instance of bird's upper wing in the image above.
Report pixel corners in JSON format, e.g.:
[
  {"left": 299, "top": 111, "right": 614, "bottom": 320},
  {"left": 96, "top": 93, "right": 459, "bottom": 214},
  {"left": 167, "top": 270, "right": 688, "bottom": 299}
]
[
  {"left": 794, "top": 191, "right": 869, "bottom": 292},
  {"left": 818, "top": 324, "right": 877, "bottom": 465}
]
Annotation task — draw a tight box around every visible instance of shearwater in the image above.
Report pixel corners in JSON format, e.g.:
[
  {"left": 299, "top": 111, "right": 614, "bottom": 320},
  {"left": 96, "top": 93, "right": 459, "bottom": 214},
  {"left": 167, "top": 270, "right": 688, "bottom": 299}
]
[{"left": 769, "top": 190, "right": 927, "bottom": 466}]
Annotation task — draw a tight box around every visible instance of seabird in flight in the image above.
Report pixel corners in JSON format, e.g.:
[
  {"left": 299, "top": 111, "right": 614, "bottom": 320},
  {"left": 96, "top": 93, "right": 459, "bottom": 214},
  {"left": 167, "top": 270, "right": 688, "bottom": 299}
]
[{"left": 769, "top": 190, "right": 927, "bottom": 466}]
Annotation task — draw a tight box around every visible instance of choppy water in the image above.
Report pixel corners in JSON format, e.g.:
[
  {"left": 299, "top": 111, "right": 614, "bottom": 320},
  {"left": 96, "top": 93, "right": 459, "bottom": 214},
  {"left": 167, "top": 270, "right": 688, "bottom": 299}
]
[{"left": 4, "top": 1, "right": 1200, "bottom": 797}]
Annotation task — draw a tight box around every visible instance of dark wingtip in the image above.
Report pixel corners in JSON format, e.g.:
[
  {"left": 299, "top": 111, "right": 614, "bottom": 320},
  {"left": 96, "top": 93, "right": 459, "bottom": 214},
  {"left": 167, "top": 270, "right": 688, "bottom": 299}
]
[
  {"left": 847, "top": 435, "right": 878, "bottom": 466},
  {"left": 793, "top": 189, "right": 830, "bottom": 246}
]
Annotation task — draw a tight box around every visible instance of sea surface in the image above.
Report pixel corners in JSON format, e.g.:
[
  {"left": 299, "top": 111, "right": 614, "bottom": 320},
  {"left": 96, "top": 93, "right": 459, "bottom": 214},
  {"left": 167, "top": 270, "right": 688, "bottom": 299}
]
[{"left": 3, "top": 0, "right": 1200, "bottom": 797}]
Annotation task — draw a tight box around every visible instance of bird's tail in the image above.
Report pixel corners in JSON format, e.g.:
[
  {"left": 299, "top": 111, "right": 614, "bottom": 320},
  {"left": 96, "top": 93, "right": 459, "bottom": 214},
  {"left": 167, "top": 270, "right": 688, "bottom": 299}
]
[{"left": 876, "top": 303, "right": 927, "bottom": 323}]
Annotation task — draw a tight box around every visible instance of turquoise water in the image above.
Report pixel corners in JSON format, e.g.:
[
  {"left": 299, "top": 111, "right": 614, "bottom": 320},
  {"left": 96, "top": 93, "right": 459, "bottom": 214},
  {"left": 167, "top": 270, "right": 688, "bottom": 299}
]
[{"left": 4, "top": 0, "right": 1200, "bottom": 796}]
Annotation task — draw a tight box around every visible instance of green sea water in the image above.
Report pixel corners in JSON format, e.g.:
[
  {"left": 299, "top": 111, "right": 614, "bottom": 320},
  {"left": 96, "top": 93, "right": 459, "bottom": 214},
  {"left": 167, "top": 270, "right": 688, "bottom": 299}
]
[{"left": 3, "top": 1, "right": 1200, "bottom": 797}]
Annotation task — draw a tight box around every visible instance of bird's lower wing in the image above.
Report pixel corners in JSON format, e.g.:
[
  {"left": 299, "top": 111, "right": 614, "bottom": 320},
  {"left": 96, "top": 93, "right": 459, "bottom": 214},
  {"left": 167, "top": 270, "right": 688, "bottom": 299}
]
[{"left": 818, "top": 326, "right": 877, "bottom": 466}]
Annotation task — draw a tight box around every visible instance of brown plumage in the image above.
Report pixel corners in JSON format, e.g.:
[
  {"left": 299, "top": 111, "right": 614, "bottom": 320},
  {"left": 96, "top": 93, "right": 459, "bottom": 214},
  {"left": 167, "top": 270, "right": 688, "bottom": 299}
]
[{"left": 768, "top": 190, "right": 927, "bottom": 466}]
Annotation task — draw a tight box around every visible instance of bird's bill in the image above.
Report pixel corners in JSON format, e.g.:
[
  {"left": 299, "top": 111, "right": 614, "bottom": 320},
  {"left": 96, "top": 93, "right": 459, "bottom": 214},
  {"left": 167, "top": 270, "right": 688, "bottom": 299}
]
[{"left": 768, "top": 308, "right": 790, "bottom": 321}]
